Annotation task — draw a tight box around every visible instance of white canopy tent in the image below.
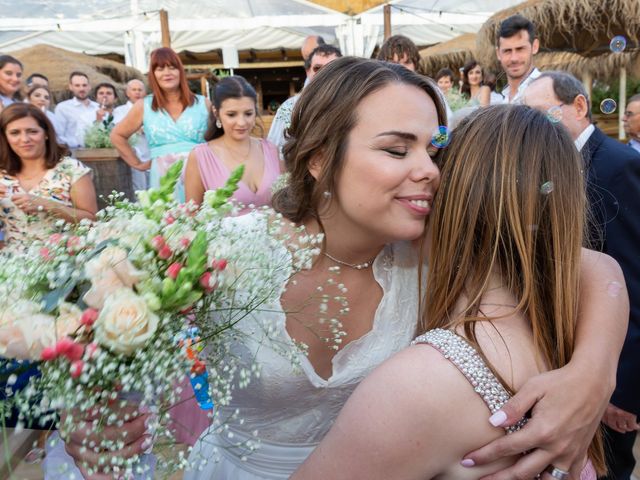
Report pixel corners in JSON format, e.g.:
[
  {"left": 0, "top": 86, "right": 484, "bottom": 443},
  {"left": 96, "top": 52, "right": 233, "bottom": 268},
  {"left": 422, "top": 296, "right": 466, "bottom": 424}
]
[{"left": 0, "top": 0, "right": 523, "bottom": 71}]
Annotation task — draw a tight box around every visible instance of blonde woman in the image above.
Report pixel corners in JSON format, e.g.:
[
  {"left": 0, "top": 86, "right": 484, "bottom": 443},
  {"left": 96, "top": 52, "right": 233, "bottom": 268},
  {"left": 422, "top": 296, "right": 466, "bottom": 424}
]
[{"left": 293, "top": 105, "right": 627, "bottom": 479}]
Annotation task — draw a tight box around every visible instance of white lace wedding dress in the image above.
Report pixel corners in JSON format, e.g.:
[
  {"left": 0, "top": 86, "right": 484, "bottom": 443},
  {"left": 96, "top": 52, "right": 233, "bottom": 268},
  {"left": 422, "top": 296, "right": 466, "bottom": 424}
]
[{"left": 185, "top": 213, "right": 422, "bottom": 479}]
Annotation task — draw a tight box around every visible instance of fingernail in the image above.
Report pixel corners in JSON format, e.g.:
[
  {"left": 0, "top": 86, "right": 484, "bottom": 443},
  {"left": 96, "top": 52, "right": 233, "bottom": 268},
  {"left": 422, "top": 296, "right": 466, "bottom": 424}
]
[
  {"left": 461, "top": 458, "right": 475, "bottom": 467},
  {"left": 489, "top": 410, "right": 507, "bottom": 427}
]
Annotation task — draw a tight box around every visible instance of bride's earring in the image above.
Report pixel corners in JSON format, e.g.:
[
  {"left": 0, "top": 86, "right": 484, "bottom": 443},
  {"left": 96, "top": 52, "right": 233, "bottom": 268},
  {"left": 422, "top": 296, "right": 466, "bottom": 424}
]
[
  {"left": 216, "top": 119, "right": 222, "bottom": 128},
  {"left": 323, "top": 191, "right": 331, "bottom": 198}
]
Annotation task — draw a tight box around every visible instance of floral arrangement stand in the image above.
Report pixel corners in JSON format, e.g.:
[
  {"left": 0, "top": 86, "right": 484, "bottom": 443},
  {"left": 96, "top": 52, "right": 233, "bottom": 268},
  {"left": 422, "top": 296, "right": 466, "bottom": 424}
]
[{"left": 72, "top": 148, "right": 134, "bottom": 209}]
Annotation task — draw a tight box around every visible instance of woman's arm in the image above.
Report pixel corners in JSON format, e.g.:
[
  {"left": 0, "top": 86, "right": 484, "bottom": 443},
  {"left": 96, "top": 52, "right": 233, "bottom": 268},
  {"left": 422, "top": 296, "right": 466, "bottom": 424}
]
[
  {"left": 184, "top": 149, "right": 205, "bottom": 205},
  {"left": 293, "top": 345, "right": 509, "bottom": 480},
  {"left": 11, "top": 174, "right": 98, "bottom": 223},
  {"left": 110, "top": 100, "right": 147, "bottom": 170},
  {"left": 462, "top": 249, "right": 629, "bottom": 480}
]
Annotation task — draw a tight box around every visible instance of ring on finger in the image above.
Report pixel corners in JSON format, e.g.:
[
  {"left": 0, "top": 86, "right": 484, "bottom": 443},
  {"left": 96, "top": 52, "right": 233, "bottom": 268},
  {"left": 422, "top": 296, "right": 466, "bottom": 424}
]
[{"left": 545, "top": 465, "right": 570, "bottom": 480}]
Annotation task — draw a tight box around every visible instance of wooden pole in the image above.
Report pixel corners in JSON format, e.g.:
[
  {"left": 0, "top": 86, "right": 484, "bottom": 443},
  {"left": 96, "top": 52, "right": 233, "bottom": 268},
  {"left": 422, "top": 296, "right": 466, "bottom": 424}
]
[
  {"left": 619, "top": 66, "right": 627, "bottom": 140},
  {"left": 383, "top": 4, "right": 391, "bottom": 40},
  {"left": 160, "top": 9, "right": 171, "bottom": 48},
  {"left": 581, "top": 71, "right": 592, "bottom": 112}
]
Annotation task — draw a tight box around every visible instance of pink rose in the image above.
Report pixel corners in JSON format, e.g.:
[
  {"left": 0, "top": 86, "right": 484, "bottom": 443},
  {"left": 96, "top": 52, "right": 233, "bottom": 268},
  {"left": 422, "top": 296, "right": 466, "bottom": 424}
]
[
  {"left": 158, "top": 244, "right": 173, "bottom": 260},
  {"left": 151, "top": 235, "right": 165, "bottom": 250}
]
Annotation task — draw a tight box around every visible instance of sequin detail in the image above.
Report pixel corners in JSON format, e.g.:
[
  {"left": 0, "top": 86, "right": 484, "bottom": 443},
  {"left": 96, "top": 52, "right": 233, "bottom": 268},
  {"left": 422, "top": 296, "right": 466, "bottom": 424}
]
[{"left": 413, "top": 328, "right": 527, "bottom": 433}]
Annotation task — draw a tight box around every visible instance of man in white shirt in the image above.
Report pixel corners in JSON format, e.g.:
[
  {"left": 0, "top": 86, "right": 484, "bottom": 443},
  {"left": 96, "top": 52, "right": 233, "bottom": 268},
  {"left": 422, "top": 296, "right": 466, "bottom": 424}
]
[
  {"left": 54, "top": 71, "right": 99, "bottom": 149},
  {"left": 94, "top": 82, "right": 118, "bottom": 123},
  {"left": 623, "top": 94, "right": 640, "bottom": 154},
  {"left": 524, "top": 71, "right": 640, "bottom": 480},
  {"left": 112, "top": 79, "right": 150, "bottom": 191},
  {"left": 496, "top": 15, "right": 541, "bottom": 104},
  {"left": 268, "top": 45, "right": 342, "bottom": 156}
]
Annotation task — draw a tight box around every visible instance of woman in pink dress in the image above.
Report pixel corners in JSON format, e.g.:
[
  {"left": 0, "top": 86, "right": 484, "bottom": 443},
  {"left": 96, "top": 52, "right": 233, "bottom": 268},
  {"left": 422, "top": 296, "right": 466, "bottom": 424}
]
[{"left": 185, "top": 76, "right": 281, "bottom": 212}]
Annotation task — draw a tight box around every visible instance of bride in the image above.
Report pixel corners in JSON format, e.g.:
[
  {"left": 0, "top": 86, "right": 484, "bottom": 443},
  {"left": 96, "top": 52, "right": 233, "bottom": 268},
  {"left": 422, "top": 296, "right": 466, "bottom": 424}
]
[{"left": 63, "top": 58, "right": 627, "bottom": 480}]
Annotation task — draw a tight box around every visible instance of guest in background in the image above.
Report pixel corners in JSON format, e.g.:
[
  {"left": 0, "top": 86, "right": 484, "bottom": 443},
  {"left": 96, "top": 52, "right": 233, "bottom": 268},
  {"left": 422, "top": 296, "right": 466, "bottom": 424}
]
[
  {"left": 435, "top": 68, "right": 455, "bottom": 95},
  {"left": 0, "top": 55, "right": 23, "bottom": 113},
  {"left": 623, "top": 93, "right": 640, "bottom": 155},
  {"left": 185, "top": 76, "right": 281, "bottom": 211},
  {"left": 268, "top": 45, "right": 342, "bottom": 155},
  {"left": 0, "top": 103, "right": 97, "bottom": 253},
  {"left": 113, "top": 79, "right": 150, "bottom": 191},
  {"left": 26, "top": 73, "right": 49, "bottom": 89},
  {"left": 26, "top": 84, "right": 62, "bottom": 141},
  {"left": 461, "top": 60, "right": 491, "bottom": 107},
  {"left": 94, "top": 82, "right": 118, "bottom": 123},
  {"left": 111, "top": 47, "right": 210, "bottom": 200},
  {"left": 54, "top": 71, "right": 99, "bottom": 148},
  {"left": 301, "top": 35, "right": 326, "bottom": 61},
  {"left": 377, "top": 34, "right": 421, "bottom": 72}
]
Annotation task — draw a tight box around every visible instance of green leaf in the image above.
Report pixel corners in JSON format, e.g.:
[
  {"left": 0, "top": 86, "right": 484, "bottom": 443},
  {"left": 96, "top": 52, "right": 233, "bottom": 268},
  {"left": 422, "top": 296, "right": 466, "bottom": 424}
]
[{"left": 206, "top": 165, "right": 244, "bottom": 209}]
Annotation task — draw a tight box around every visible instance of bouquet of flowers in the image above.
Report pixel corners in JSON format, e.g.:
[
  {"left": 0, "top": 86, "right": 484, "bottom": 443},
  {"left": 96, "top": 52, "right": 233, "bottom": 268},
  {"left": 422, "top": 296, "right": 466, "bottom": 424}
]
[{"left": 0, "top": 161, "right": 325, "bottom": 478}]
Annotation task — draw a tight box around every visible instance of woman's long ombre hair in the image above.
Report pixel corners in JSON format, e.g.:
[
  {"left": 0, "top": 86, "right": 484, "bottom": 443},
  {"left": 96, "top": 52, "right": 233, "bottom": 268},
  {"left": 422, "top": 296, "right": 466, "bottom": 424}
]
[
  {"left": 147, "top": 47, "right": 195, "bottom": 112},
  {"left": 423, "top": 104, "right": 604, "bottom": 474}
]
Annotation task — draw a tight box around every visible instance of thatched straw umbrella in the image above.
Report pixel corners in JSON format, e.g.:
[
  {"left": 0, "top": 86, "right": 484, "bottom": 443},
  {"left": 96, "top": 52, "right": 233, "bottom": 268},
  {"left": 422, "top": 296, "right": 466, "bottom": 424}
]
[
  {"left": 420, "top": 33, "right": 477, "bottom": 77},
  {"left": 476, "top": 0, "right": 640, "bottom": 64},
  {"left": 11, "top": 44, "right": 145, "bottom": 104},
  {"left": 476, "top": 0, "right": 640, "bottom": 137}
]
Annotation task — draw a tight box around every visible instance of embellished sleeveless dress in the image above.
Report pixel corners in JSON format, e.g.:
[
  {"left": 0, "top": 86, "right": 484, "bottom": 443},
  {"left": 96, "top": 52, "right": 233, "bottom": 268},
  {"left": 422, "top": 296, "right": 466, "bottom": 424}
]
[
  {"left": 414, "top": 329, "right": 597, "bottom": 480},
  {"left": 143, "top": 94, "right": 208, "bottom": 201}
]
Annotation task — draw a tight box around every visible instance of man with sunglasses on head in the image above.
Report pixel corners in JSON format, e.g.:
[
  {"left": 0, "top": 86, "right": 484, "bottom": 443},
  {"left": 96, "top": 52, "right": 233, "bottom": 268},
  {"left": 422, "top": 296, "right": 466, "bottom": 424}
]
[{"left": 267, "top": 45, "right": 342, "bottom": 156}]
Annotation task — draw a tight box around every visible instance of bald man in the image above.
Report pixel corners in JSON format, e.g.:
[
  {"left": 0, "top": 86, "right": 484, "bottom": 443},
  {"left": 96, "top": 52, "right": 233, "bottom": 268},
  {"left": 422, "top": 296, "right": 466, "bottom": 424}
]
[
  {"left": 113, "top": 79, "right": 150, "bottom": 190},
  {"left": 301, "top": 35, "right": 325, "bottom": 60}
]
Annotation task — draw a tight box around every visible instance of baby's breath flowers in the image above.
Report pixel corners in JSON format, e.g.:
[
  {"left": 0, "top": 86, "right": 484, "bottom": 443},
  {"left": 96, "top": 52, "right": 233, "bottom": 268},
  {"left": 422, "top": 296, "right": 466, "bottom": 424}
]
[{"left": 1, "top": 161, "right": 350, "bottom": 478}]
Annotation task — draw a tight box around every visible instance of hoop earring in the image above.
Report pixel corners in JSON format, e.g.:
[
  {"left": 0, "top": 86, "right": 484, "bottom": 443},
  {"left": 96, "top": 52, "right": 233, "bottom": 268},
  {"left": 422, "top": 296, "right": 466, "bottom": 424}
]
[{"left": 216, "top": 120, "right": 222, "bottom": 129}]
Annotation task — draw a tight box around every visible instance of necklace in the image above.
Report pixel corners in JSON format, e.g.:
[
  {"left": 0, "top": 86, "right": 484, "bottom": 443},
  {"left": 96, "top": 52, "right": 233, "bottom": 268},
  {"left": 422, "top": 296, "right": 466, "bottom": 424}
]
[
  {"left": 322, "top": 251, "right": 377, "bottom": 270},
  {"left": 222, "top": 138, "right": 252, "bottom": 164}
]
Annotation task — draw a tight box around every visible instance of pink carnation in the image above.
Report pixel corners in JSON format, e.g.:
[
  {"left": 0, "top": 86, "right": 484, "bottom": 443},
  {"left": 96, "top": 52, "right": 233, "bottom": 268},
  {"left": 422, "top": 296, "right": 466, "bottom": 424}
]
[
  {"left": 151, "top": 235, "right": 165, "bottom": 250},
  {"left": 55, "top": 337, "right": 75, "bottom": 356},
  {"left": 81, "top": 308, "right": 99, "bottom": 327},
  {"left": 166, "top": 262, "right": 183, "bottom": 280},
  {"left": 65, "top": 342, "right": 85, "bottom": 362},
  {"left": 70, "top": 360, "right": 84, "bottom": 379},
  {"left": 41, "top": 346, "right": 58, "bottom": 361},
  {"left": 158, "top": 244, "right": 173, "bottom": 260}
]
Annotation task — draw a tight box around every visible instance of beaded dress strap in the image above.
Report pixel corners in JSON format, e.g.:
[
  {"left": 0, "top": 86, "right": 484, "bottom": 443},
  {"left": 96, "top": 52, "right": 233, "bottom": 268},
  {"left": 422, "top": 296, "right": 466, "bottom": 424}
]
[{"left": 412, "top": 328, "right": 527, "bottom": 434}]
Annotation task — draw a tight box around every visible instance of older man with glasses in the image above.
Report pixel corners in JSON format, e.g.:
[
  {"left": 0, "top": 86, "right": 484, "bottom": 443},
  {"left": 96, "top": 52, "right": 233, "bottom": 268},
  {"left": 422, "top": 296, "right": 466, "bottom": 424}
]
[{"left": 623, "top": 94, "right": 640, "bottom": 154}]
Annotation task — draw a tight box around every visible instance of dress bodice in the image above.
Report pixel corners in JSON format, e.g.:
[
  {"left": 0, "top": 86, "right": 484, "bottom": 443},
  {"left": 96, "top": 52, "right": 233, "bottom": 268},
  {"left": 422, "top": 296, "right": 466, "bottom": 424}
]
[
  {"left": 212, "top": 213, "right": 421, "bottom": 445},
  {"left": 193, "top": 140, "right": 280, "bottom": 213},
  {"left": 142, "top": 94, "right": 208, "bottom": 159}
]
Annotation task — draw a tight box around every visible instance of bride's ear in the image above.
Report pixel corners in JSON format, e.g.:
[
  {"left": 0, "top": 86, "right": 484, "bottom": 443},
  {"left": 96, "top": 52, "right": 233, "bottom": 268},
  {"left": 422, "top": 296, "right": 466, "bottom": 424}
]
[{"left": 308, "top": 152, "right": 325, "bottom": 181}]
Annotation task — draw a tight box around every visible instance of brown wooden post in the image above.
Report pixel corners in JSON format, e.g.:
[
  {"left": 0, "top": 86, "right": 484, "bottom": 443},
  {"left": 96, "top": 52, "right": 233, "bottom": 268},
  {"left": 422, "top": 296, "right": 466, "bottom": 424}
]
[
  {"left": 160, "top": 9, "right": 171, "bottom": 48},
  {"left": 383, "top": 4, "right": 391, "bottom": 40}
]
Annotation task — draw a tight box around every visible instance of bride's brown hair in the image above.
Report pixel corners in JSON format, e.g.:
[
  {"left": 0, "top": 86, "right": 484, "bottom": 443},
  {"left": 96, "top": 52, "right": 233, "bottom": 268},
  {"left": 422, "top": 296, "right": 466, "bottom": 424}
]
[
  {"left": 272, "top": 57, "right": 446, "bottom": 224},
  {"left": 423, "top": 104, "right": 605, "bottom": 474}
]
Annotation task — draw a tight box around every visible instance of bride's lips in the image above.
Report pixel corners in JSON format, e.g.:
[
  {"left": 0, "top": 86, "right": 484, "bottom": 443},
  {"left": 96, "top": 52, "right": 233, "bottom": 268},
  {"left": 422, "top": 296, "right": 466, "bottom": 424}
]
[{"left": 396, "top": 195, "right": 432, "bottom": 215}]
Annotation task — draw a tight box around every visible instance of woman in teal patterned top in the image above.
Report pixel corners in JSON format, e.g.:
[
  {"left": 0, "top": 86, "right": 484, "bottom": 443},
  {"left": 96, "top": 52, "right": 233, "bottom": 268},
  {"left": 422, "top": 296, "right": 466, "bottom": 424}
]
[{"left": 111, "top": 48, "right": 210, "bottom": 201}]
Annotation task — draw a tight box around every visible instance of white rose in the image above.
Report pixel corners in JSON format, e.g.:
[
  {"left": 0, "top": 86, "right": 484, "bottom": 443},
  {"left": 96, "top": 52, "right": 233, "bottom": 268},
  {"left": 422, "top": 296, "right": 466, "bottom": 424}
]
[
  {"left": 83, "top": 246, "right": 145, "bottom": 309},
  {"left": 0, "top": 300, "right": 56, "bottom": 360},
  {"left": 94, "top": 288, "right": 159, "bottom": 356}
]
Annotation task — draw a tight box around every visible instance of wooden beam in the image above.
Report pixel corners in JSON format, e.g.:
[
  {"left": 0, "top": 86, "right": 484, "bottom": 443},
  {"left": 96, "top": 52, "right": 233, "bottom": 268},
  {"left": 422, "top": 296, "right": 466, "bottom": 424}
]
[
  {"left": 309, "top": 0, "right": 387, "bottom": 15},
  {"left": 160, "top": 9, "right": 171, "bottom": 48},
  {"left": 383, "top": 4, "right": 391, "bottom": 40}
]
